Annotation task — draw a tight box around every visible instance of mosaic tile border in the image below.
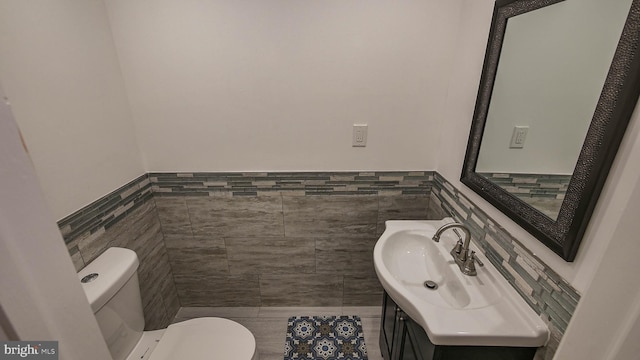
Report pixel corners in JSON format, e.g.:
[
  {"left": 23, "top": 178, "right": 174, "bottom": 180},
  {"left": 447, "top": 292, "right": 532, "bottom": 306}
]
[
  {"left": 430, "top": 172, "right": 580, "bottom": 358},
  {"left": 478, "top": 173, "right": 571, "bottom": 199},
  {"left": 58, "top": 174, "right": 152, "bottom": 245},
  {"left": 60, "top": 171, "right": 433, "bottom": 245},
  {"left": 149, "top": 171, "right": 433, "bottom": 196}
]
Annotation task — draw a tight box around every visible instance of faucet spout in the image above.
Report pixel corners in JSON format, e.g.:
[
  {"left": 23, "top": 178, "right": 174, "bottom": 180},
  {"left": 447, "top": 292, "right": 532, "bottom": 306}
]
[
  {"left": 432, "top": 222, "right": 471, "bottom": 248},
  {"left": 433, "top": 222, "right": 479, "bottom": 276}
]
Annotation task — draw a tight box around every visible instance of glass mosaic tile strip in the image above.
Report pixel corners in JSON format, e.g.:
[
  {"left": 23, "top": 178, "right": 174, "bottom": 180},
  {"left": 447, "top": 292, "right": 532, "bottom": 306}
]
[
  {"left": 57, "top": 174, "right": 152, "bottom": 245},
  {"left": 478, "top": 172, "right": 571, "bottom": 199},
  {"left": 149, "top": 171, "right": 433, "bottom": 196}
]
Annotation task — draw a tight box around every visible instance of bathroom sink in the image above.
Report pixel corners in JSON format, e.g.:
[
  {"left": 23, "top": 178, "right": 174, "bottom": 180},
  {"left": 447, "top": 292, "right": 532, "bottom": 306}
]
[
  {"left": 381, "top": 229, "right": 501, "bottom": 310},
  {"left": 374, "top": 218, "right": 549, "bottom": 347}
]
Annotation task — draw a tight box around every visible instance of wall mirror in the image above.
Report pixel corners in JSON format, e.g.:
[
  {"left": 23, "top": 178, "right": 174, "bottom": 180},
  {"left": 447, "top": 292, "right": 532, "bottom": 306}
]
[{"left": 461, "top": 0, "right": 640, "bottom": 261}]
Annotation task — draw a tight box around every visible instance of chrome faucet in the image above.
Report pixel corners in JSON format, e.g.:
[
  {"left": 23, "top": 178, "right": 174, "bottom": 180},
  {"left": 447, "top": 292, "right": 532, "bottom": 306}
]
[{"left": 432, "top": 222, "right": 483, "bottom": 276}]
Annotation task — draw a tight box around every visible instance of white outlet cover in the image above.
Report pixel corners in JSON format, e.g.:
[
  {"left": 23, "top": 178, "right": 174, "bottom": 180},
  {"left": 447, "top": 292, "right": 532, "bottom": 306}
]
[
  {"left": 510, "top": 126, "right": 529, "bottom": 149},
  {"left": 352, "top": 124, "right": 368, "bottom": 147}
]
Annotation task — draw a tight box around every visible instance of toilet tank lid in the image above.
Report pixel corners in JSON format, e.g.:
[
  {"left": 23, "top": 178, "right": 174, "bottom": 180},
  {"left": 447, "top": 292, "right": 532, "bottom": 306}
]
[{"left": 78, "top": 247, "right": 139, "bottom": 313}]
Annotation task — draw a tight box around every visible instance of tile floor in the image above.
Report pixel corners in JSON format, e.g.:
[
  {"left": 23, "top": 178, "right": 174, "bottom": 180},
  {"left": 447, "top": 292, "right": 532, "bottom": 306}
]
[{"left": 173, "top": 306, "right": 384, "bottom": 360}]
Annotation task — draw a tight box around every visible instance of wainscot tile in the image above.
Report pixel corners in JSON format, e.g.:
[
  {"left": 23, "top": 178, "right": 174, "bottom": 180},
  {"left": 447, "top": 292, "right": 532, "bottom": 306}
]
[
  {"left": 142, "top": 291, "right": 170, "bottom": 331},
  {"left": 154, "top": 197, "right": 193, "bottom": 236},
  {"left": 77, "top": 228, "right": 112, "bottom": 266},
  {"left": 259, "top": 274, "right": 344, "bottom": 306},
  {"left": 120, "top": 215, "right": 164, "bottom": 261},
  {"left": 163, "top": 233, "right": 221, "bottom": 248},
  {"left": 226, "top": 237, "right": 315, "bottom": 275},
  {"left": 139, "top": 253, "right": 173, "bottom": 316},
  {"left": 315, "top": 237, "right": 377, "bottom": 275},
  {"left": 282, "top": 195, "right": 378, "bottom": 238},
  {"left": 138, "top": 240, "right": 172, "bottom": 296},
  {"left": 69, "top": 248, "right": 85, "bottom": 271},
  {"left": 164, "top": 237, "right": 229, "bottom": 276},
  {"left": 160, "top": 268, "right": 181, "bottom": 318},
  {"left": 342, "top": 306, "right": 382, "bottom": 318},
  {"left": 343, "top": 276, "right": 384, "bottom": 306},
  {"left": 227, "top": 317, "right": 289, "bottom": 357},
  {"left": 173, "top": 274, "right": 261, "bottom": 306},
  {"left": 427, "top": 192, "right": 448, "bottom": 219},
  {"left": 174, "top": 307, "right": 260, "bottom": 321},
  {"left": 376, "top": 195, "right": 429, "bottom": 235},
  {"left": 186, "top": 197, "right": 284, "bottom": 237}
]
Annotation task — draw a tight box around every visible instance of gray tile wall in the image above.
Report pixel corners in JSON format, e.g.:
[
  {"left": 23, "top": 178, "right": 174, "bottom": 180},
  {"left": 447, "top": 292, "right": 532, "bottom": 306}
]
[
  {"left": 59, "top": 170, "right": 581, "bottom": 359},
  {"left": 58, "top": 175, "right": 179, "bottom": 330},
  {"left": 150, "top": 171, "right": 435, "bottom": 307},
  {"left": 431, "top": 173, "right": 580, "bottom": 360}
]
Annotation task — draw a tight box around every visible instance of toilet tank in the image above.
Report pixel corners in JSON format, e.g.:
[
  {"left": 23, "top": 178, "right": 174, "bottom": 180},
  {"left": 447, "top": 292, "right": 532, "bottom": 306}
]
[{"left": 78, "top": 247, "right": 145, "bottom": 360}]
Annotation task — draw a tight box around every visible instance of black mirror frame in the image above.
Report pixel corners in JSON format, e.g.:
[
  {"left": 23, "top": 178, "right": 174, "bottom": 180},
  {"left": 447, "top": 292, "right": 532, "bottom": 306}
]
[{"left": 461, "top": 0, "right": 640, "bottom": 261}]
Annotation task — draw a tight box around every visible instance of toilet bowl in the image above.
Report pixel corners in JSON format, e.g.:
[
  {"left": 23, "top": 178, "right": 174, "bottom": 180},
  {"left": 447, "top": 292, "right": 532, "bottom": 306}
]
[{"left": 78, "top": 247, "right": 257, "bottom": 360}]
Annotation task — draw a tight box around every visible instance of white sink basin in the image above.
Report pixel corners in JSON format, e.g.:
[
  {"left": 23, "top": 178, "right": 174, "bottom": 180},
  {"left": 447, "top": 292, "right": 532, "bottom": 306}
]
[
  {"left": 374, "top": 218, "right": 549, "bottom": 347},
  {"left": 382, "top": 229, "right": 502, "bottom": 310}
]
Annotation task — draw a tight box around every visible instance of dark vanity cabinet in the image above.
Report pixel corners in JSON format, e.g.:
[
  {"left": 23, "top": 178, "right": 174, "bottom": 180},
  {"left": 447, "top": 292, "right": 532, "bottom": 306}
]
[
  {"left": 380, "top": 291, "right": 432, "bottom": 360},
  {"left": 379, "top": 292, "right": 538, "bottom": 360}
]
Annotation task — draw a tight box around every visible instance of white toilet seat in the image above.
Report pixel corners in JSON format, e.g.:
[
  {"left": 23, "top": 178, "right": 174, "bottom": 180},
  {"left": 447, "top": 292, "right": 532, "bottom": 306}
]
[{"left": 148, "top": 317, "right": 256, "bottom": 360}]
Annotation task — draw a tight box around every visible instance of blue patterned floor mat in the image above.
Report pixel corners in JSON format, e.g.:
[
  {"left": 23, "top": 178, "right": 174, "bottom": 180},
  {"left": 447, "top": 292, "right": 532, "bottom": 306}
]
[{"left": 284, "top": 315, "right": 368, "bottom": 360}]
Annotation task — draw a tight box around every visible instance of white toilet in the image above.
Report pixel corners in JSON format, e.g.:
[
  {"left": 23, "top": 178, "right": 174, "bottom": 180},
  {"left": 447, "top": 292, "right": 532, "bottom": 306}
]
[{"left": 78, "top": 247, "right": 257, "bottom": 360}]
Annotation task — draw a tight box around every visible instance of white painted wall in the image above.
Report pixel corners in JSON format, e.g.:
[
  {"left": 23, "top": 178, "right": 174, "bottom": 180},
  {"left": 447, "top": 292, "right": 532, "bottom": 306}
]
[
  {"left": 609, "top": 296, "right": 640, "bottom": 360},
  {"left": 0, "top": 0, "right": 144, "bottom": 220},
  {"left": 477, "top": 0, "right": 632, "bottom": 174},
  {"left": 104, "top": 0, "right": 461, "bottom": 172},
  {"left": 553, "top": 163, "right": 640, "bottom": 360},
  {"left": 438, "top": 0, "right": 640, "bottom": 294},
  {"left": 0, "top": 88, "right": 111, "bottom": 359}
]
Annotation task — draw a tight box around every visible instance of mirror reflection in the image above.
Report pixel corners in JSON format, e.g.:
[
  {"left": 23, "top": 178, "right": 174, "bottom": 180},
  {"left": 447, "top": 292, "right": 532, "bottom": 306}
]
[{"left": 476, "top": 0, "right": 633, "bottom": 219}]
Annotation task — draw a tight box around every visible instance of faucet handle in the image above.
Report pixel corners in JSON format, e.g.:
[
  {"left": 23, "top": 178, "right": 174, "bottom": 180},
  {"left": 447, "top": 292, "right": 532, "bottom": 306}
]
[
  {"left": 472, "top": 251, "right": 484, "bottom": 267},
  {"left": 452, "top": 239, "right": 463, "bottom": 255},
  {"left": 462, "top": 251, "right": 483, "bottom": 276},
  {"left": 452, "top": 228, "right": 463, "bottom": 242}
]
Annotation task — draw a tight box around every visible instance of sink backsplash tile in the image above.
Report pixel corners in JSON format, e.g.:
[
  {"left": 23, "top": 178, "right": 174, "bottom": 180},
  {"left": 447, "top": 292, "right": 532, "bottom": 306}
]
[{"left": 431, "top": 172, "right": 580, "bottom": 360}]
